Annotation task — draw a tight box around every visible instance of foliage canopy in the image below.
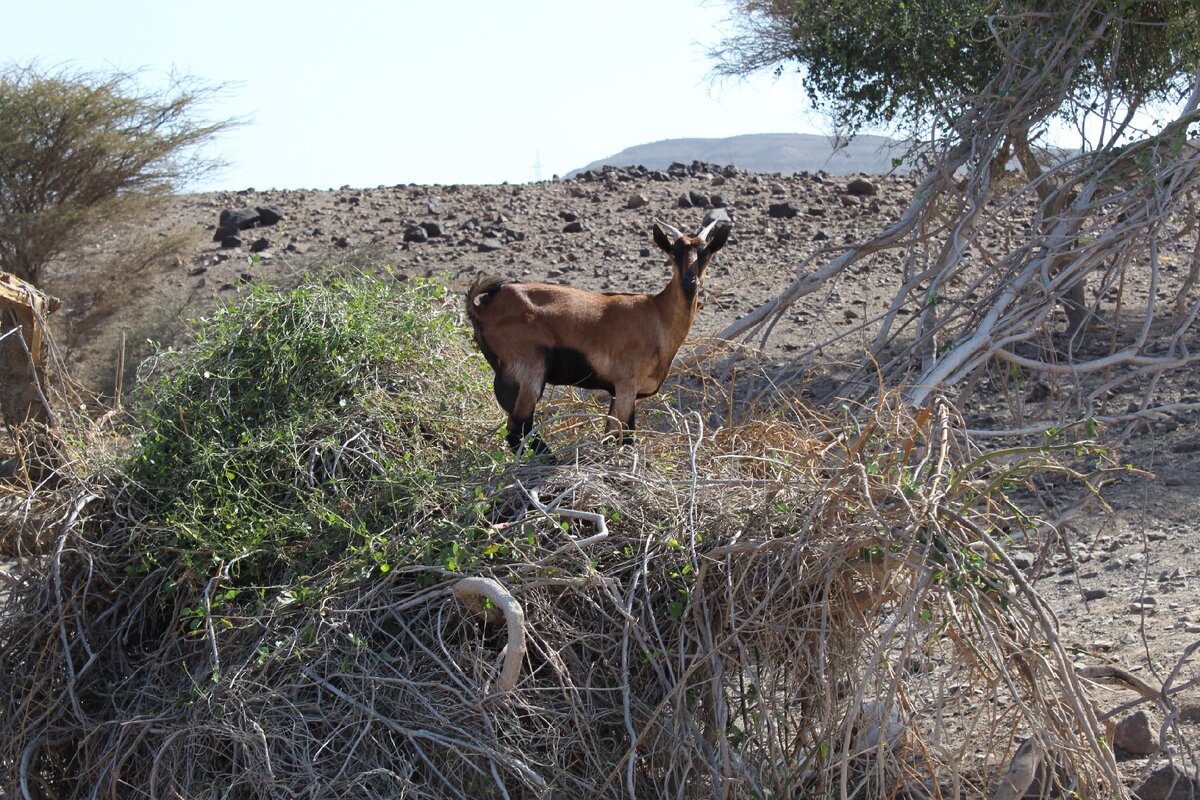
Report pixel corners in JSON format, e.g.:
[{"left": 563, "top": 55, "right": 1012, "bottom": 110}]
[
  {"left": 713, "top": 0, "right": 1200, "bottom": 135},
  {"left": 0, "top": 63, "right": 231, "bottom": 284},
  {"left": 125, "top": 276, "right": 499, "bottom": 586}
]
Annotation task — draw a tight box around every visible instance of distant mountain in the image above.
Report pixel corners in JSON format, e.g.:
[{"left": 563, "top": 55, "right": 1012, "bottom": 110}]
[{"left": 568, "top": 133, "right": 912, "bottom": 177}]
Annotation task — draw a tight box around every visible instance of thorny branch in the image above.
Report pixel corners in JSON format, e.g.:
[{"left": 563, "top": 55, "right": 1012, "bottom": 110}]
[{"left": 720, "top": 8, "right": 1200, "bottom": 439}]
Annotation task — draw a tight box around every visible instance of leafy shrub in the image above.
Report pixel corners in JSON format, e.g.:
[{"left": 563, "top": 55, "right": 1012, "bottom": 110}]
[{"left": 123, "top": 275, "right": 499, "bottom": 586}]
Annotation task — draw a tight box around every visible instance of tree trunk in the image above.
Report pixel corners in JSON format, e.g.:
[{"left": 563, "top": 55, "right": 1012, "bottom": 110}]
[
  {"left": 0, "top": 271, "right": 61, "bottom": 481},
  {"left": 1012, "top": 130, "right": 1091, "bottom": 337}
]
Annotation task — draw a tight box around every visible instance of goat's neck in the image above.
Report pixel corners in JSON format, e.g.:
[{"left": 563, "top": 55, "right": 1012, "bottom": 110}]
[{"left": 653, "top": 270, "right": 700, "bottom": 347}]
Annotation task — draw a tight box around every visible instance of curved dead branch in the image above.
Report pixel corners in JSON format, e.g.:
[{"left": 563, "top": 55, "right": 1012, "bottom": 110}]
[{"left": 452, "top": 576, "right": 526, "bottom": 693}]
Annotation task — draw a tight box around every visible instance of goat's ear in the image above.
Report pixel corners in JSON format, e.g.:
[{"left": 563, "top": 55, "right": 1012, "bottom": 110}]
[
  {"left": 653, "top": 222, "right": 678, "bottom": 253},
  {"left": 704, "top": 222, "right": 731, "bottom": 254}
]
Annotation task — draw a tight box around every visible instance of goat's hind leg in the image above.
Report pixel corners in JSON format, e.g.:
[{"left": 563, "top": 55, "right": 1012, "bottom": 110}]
[{"left": 606, "top": 386, "right": 637, "bottom": 444}]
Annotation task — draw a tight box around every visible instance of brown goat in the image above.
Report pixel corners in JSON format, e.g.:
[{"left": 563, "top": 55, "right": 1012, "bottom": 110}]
[{"left": 466, "top": 219, "right": 731, "bottom": 452}]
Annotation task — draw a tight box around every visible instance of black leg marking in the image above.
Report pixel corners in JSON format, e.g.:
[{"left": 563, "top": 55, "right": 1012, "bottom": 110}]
[
  {"left": 507, "top": 414, "right": 534, "bottom": 451},
  {"left": 493, "top": 372, "right": 519, "bottom": 415},
  {"left": 506, "top": 415, "right": 551, "bottom": 457}
]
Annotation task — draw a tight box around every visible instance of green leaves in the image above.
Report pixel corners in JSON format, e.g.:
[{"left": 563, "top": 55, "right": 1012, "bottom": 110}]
[
  {"left": 714, "top": 0, "right": 1200, "bottom": 136},
  {"left": 122, "top": 275, "right": 497, "bottom": 593}
]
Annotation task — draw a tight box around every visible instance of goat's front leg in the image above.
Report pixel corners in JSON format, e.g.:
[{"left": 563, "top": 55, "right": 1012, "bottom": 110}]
[{"left": 507, "top": 378, "right": 548, "bottom": 454}]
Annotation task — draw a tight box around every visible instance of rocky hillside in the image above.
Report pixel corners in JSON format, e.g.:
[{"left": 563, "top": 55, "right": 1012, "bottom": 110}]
[{"left": 48, "top": 160, "right": 915, "bottom": 398}]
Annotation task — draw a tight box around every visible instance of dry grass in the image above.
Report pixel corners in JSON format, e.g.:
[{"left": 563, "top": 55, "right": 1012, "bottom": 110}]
[{"left": 1, "top": 361, "right": 1128, "bottom": 798}]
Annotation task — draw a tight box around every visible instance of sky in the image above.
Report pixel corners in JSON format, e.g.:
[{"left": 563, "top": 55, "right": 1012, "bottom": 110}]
[{"left": 2, "top": 0, "right": 828, "bottom": 191}]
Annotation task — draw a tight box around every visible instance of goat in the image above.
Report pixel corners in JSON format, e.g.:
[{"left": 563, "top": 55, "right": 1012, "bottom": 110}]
[{"left": 466, "top": 219, "right": 731, "bottom": 452}]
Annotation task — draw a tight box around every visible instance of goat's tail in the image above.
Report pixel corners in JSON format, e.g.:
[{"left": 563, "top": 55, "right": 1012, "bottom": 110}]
[{"left": 466, "top": 274, "right": 511, "bottom": 320}]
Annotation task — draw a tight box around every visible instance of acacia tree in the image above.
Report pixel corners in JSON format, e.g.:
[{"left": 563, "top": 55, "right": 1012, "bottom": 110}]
[
  {"left": 0, "top": 64, "right": 231, "bottom": 478},
  {"left": 0, "top": 64, "right": 231, "bottom": 286},
  {"left": 713, "top": 0, "right": 1199, "bottom": 139},
  {"left": 712, "top": 1, "right": 1200, "bottom": 432}
]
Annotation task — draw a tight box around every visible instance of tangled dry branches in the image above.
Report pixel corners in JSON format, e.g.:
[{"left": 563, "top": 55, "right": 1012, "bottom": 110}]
[
  {"left": 1, "top": 396, "right": 1139, "bottom": 798},
  {"left": 720, "top": 5, "right": 1200, "bottom": 439}
]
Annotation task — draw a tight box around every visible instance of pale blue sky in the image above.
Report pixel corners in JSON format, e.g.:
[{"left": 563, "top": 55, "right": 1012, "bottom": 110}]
[{"left": 3, "top": 0, "right": 825, "bottom": 191}]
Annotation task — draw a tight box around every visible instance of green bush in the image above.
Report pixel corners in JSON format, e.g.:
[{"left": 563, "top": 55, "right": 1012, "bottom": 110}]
[{"left": 123, "top": 275, "right": 500, "bottom": 587}]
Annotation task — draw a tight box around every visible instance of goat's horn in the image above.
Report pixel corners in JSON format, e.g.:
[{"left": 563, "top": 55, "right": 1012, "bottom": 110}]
[
  {"left": 697, "top": 219, "right": 722, "bottom": 241},
  {"left": 655, "top": 220, "right": 685, "bottom": 241}
]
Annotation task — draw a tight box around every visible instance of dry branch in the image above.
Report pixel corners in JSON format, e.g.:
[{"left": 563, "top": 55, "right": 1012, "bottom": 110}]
[
  {"left": 717, "top": 10, "right": 1200, "bottom": 442},
  {"left": 451, "top": 576, "right": 526, "bottom": 693},
  {"left": 0, "top": 336, "right": 1140, "bottom": 796}
]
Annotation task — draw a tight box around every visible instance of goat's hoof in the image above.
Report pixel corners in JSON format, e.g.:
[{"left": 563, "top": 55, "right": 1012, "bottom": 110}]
[
  {"left": 601, "top": 431, "right": 635, "bottom": 447},
  {"left": 515, "top": 437, "right": 554, "bottom": 462}
]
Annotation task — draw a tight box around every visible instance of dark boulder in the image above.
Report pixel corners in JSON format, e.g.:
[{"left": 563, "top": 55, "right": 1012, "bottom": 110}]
[
  {"left": 255, "top": 206, "right": 284, "bottom": 226},
  {"left": 212, "top": 223, "right": 239, "bottom": 243},
  {"left": 220, "top": 207, "right": 261, "bottom": 230}
]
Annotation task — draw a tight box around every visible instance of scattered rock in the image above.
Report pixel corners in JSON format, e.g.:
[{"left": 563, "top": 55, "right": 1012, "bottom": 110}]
[
  {"left": 1082, "top": 588, "right": 1108, "bottom": 601},
  {"left": 1134, "top": 764, "right": 1200, "bottom": 800},
  {"left": 626, "top": 193, "right": 649, "bottom": 209},
  {"left": 212, "top": 223, "right": 239, "bottom": 243},
  {"left": 420, "top": 221, "right": 444, "bottom": 238},
  {"left": 477, "top": 235, "right": 504, "bottom": 252},
  {"left": 768, "top": 202, "right": 800, "bottom": 219},
  {"left": 1007, "top": 551, "right": 1035, "bottom": 570},
  {"left": 562, "top": 221, "right": 585, "bottom": 233},
  {"left": 845, "top": 177, "right": 878, "bottom": 196},
  {"left": 1129, "top": 596, "right": 1159, "bottom": 614},
  {"left": 1178, "top": 702, "right": 1200, "bottom": 723},
  {"left": 1025, "top": 381, "right": 1052, "bottom": 402},
  {"left": 1114, "top": 710, "right": 1158, "bottom": 755},
  {"left": 220, "top": 207, "right": 261, "bottom": 230},
  {"left": 249, "top": 237, "right": 270, "bottom": 254},
  {"left": 1171, "top": 437, "right": 1200, "bottom": 454},
  {"left": 255, "top": 206, "right": 284, "bottom": 226},
  {"left": 220, "top": 235, "right": 242, "bottom": 249},
  {"left": 702, "top": 208, "right": 732, "bottom": 228},
  {"left": 404, "top": 226, "right": 429, "bottom": 243}
]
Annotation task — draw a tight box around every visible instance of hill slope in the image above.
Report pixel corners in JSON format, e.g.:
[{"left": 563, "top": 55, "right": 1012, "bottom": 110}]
[{"left": 568, "top": 133, "right": 910, "bottom": 177}]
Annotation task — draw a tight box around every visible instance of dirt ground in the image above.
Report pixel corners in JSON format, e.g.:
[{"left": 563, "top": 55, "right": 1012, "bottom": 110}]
[{"left": 25, "top": 162, "right": 1200, "bottom": 792}]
